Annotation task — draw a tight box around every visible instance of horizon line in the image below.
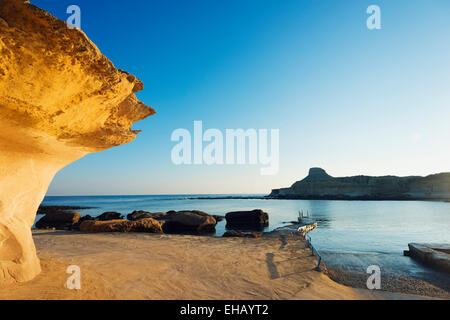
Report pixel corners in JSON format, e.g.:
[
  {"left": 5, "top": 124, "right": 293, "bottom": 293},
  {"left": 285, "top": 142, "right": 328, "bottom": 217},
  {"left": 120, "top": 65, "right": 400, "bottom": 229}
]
[{"left": 44, "top": 193, "right": 267, "bottom": 198}]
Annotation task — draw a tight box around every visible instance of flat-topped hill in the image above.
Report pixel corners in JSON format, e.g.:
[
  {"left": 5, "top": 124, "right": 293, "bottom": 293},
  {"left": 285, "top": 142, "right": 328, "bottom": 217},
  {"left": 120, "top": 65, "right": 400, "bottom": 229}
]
[{"left": 269, "top": 168, "right": 450, "bottom": 200}]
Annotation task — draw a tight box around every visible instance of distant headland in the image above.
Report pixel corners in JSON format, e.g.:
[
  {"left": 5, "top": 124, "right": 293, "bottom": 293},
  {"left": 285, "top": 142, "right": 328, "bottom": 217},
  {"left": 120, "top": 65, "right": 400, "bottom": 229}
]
[{"left": 268, "top": 168, "right": 450, "bottom": 200}]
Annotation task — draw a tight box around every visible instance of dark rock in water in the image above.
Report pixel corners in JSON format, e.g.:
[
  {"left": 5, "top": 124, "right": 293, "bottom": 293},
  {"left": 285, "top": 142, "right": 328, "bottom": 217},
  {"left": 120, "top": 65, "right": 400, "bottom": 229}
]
[
  {"left": 96, "top": 212, "right": 123, "bottom": 221},
  {"left": 72, "top": 215, "right": 95, "bottom": 230},
  {"left": 162, "top": 210, "right": 217, "bottom": 234},
  {"left": 37, "top": 205, "right": 93, "bottom": 215},
  {"left": 79, "top": 218, "right": 162, "bottom": 233},
  {"left": 81, "top": 210, "right": 217, "bottom": 234},
  {"left": 36, "top": 206, "right": 95, "bottom": 231},
  {"left": 223, "top": 231, "right": 262, "bottom": 238},
  {"left": 127, "top": 210, "right": 168, "bottom": 221},
  {"left": 225, "top": 209, "right": 269, "bottom": 230},
  {"left": 35, "top": 211, "right": 82, "bottom": 230},
  {"left": 152, "top": 212, "right": 172, "bottom": 220},
  {"left": 127, "top": 210, "right": 153, "bottom": 221},
  {"left": 212, "top": 215, "right": 225, "bottom": 222},
  {"left": 80, "top": 215, "right": 95, "bottom": 222}
]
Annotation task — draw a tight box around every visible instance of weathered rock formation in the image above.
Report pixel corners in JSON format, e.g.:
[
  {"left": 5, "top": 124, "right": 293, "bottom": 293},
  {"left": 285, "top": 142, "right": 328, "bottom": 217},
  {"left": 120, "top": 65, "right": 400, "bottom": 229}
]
[
  {"left": 0, "top": 0, "right": 155, "bottom": 282},
  {"left": 161, "top": 211, "right": 217, "bottom": 234},
  {"left": 127, "top": 210, "right": 218, "bottom": 234},
  {"left": 79, "top": 219, "right": 162, "bottom": 234},
  {"left": 225, "top": 210, "right": 269, "bottom": 231},
  {"left": 35, "top": 211, "right": 81, "bottom": 230},
  {"left": 37, "top": 206, "right": 93, "bottom": 215},
  {"left": 269, "top": 168, "right": 450, "bottom": 200},
  {"left": 212, "top": 215, "right": 225, "bottom": 222},
  {"left": 127, "top": 210, "right": 165, "bottom": 221},
  {"left": 35, "top": 210, "right": 126, "bottom": 231},
  {"left": 73, "top": 215, "right": 95, "bottom": 230},
  {"left": 96, "top": 212, "right": 124, "bottom": 221}
]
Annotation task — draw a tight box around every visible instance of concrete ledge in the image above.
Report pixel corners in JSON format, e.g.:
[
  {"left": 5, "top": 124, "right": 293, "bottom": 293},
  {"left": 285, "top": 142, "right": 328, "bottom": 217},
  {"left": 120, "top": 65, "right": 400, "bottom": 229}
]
[{"left": 408, "top": 243, "right": 450, "bottom": 274}]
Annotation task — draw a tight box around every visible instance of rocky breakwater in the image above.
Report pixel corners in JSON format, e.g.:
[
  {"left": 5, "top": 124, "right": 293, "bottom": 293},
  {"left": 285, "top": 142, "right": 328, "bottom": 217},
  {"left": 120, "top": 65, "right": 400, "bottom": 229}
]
[
  {"left": 269, "top": 168, "right": 450, "bottom": 200},
  {"left": 36, "top": 209, "right": 219, "bottom": 235},
  {"left": 0, "top": 0, "right": 155, "bottom": 283},
  {"left": 36, "top": 208, "right": 163, "bottom": 234},
  {"left": 128, "top": 210, "right": 218, "bottom": 234},
  {"left": 79, "top": 219, "right": 162, "bottom": 234}
]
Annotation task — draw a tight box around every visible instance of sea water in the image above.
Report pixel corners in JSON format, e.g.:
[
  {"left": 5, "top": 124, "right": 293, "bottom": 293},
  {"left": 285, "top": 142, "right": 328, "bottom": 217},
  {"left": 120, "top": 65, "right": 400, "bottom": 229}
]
[{"left": 38, "top": 195, "right": 450, "bottom": 283}]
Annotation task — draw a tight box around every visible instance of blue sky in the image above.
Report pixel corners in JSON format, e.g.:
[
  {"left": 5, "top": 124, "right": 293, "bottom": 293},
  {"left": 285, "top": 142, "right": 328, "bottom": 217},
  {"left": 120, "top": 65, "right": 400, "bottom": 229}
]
[{"left": 33, "top": 0, "right": 450, "bottom": 195}]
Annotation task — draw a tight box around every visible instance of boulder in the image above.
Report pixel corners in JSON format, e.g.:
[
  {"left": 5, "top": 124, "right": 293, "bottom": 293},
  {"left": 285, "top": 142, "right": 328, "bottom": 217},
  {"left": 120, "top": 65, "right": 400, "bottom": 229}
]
[
  {"left": 152, "top": 212, "right": 171, "bottom": 220},
  {"left": 162, "top": 210, "right": 217, "bottom": 234},
  {"left": 80, "top": 215, "right": 95, "bottom": 223},
  {"left": 128, "top": 218, "right": 163, "bottom": 233},
  {"left": 79, "top": 218, "right": 162, "bottom": 234},
  {"left": 127, "top": 210, "right": 153, "bottom": 221},
  {"left": 72, "top": 215, "right": 95, "bottom": 230},
  {"left": 96, "top": 212, "right": 123, "bottom": 221},
  {"left": 35, "top": 211, "right": 82, "bottom": 230},
  {"left": 225, "top": 209, "right": 269, "bottom": 230},
  {"left": 37, "top": 206, "right": 92, "bottom": 215},
  {"left": 127, "top": 210, "right": 167, "bottom": 221},
  {"left": 212, "top": 215, "right": 225, "bottom": 222}
]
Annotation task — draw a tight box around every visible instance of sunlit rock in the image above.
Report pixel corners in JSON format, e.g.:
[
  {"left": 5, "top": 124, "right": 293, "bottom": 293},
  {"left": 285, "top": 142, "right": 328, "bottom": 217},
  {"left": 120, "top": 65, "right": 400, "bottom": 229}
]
[{"left": 0, "top": 0, "right": 155, "bottom": 282}]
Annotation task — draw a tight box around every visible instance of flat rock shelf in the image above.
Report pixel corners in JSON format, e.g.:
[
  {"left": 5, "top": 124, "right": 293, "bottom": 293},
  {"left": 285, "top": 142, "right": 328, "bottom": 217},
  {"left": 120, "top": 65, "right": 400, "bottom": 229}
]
[{"left": 408, "top": 243, "right": 450, "bottom": 274}]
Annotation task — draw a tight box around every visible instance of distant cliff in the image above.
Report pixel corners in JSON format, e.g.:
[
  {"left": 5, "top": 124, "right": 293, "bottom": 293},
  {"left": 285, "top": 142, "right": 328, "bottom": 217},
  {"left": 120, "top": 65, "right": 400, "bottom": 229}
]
[{"left": 268, "top": 168, "right": 450, "bottom": 200}]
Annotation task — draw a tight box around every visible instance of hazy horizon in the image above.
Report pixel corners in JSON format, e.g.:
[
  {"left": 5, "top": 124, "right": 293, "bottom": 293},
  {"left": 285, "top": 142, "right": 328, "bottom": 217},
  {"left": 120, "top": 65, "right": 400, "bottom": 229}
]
[
  {"left": 44, "top": 168, "right": 450, "bottom": 197},
  {"left": 32, "top": 0, "right": 450, "bottom": 196}
]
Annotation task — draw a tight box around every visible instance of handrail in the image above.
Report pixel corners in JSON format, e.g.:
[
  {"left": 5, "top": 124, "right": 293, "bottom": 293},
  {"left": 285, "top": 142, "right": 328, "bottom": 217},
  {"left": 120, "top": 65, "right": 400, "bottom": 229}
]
[{"left": 306, "top": 234, "right": 322, "bottom": 269}]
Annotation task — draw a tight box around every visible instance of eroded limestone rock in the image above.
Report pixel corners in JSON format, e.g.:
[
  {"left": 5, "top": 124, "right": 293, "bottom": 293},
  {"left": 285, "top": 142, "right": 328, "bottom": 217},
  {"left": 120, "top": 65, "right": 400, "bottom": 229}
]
[
  {"left": 35, "top": 211, "right": 81, "bottom": 230},
  {"left": 79, "top": 219, "right": 163, "bottom": 234},
  {"left": 160, "top": 211, "right": 217, "bottom": 234},
  {"left": 0, "top": 0, "right": 155, "bottom": 282}
]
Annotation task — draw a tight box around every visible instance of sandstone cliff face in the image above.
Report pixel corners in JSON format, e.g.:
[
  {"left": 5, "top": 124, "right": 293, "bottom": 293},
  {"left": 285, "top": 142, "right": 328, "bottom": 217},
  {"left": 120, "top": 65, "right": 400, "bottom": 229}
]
[
  {"left": 269, "top": 168, "right": 450, "bottom": 200},
  {"left": 0, "top": 0, "right": 155, "bottom": 282}
]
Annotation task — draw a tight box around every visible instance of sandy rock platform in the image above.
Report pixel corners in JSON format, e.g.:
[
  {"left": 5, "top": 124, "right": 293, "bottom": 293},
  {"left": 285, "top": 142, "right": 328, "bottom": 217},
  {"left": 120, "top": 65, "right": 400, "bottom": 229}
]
[{"left": 0, "top": 231, "right": 434, "bottom": 300}]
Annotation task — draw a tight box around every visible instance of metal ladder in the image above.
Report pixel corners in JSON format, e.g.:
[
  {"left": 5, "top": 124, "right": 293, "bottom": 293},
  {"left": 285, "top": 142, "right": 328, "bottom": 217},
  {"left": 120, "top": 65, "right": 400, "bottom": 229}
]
[{"left": 306, "top": 234, "right": 322, "bottom": 269}]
